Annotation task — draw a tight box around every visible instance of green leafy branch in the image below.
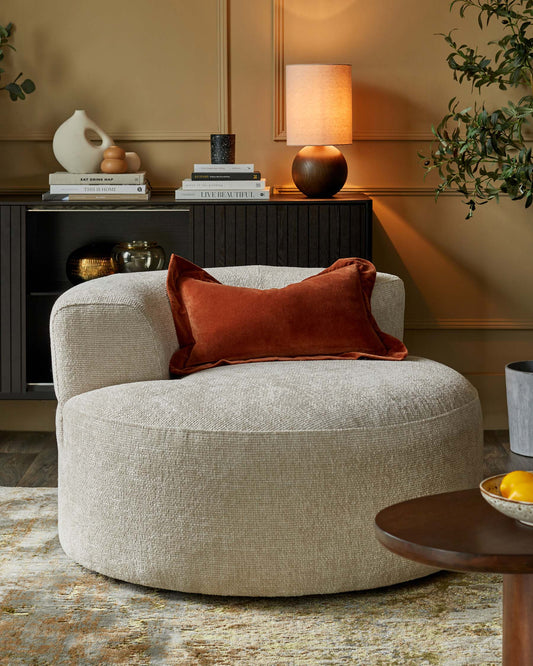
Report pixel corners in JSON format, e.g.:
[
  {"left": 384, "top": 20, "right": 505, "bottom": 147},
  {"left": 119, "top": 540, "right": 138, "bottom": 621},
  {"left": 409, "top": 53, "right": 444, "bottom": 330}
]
[
  {"left": 0, "top": 22, "right": 35, "bottom": 101},
  {"left": 421, "top": 0, "right": 533, "bottom": 217}
]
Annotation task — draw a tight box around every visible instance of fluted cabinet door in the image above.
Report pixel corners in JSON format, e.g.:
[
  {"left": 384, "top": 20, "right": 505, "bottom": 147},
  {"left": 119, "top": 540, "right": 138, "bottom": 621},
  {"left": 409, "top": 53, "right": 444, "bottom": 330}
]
[
  {"left": 190, "top": 201, "right": 372, "bottom": 268},
  {"left": 0, "top": 205, "right": 25, "bottom": 395}
]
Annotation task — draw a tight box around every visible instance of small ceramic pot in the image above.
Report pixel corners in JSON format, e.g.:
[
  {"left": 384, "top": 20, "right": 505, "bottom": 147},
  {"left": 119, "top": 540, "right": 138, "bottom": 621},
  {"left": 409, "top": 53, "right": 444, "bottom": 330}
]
[
  {"left": 210, "top": 134, "right": 235, "bottom": 164},
  {"left": 125, "top": 152, "right": 142, "bottom": 173}
]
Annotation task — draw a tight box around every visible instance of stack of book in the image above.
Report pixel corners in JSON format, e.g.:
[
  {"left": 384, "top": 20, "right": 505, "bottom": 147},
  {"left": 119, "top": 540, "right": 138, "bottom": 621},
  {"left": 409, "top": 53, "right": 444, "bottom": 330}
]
[
  {"left": 42, "top": 172, "right": 150, "bottom": 201},
  {"left": 175, "top": 164, "right": 270, "bottom": 200}
]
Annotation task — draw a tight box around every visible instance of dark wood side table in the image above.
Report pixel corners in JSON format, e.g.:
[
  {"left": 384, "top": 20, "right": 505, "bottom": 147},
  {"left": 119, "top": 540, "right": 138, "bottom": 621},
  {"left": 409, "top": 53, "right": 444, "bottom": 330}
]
[{"left": 375, "top": 489, "right": 533, "bottom": 666}]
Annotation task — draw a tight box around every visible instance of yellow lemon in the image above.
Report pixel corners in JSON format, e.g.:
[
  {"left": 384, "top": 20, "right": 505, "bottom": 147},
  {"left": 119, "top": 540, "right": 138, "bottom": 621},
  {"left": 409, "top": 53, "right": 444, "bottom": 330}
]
[
  {"left": 500, "top": 470, "right": 533, "bottom": 498},
  {"left": 508, "top": 482, "right": 533, "bottom": 503}
]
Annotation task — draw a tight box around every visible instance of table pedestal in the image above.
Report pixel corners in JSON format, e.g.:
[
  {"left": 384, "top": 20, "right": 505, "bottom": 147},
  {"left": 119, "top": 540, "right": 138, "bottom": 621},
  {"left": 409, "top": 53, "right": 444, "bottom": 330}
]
[{"left": 503, "top": 574, "right": 533, "bottom": 665}]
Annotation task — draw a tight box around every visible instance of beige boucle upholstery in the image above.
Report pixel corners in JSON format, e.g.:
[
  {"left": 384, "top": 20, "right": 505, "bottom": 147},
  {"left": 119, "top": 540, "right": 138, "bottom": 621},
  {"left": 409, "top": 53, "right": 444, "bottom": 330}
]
[{"left": 51, "top": 266, "right": 483, "bottom": 597}]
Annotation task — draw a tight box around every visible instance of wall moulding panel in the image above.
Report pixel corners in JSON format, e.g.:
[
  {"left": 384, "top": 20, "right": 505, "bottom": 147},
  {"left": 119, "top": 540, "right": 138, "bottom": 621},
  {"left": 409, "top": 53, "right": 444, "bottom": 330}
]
[
  {"left": 406, "top": 319, "right": 533, "bottom": 331},
  {"left": 465, "top": 373, "right": 508, "bottom": 429},
  {"left": 0, "top": 131, "right": 225, "bottom": 143},
  {"left": 0, "top": 0, "right": 228, "bottom": 142},
  {"left": 274, "top": 186, "right": 461, "bottom": 197},
  {"left": 268, "top": 186, "right": 533, "bottom": 331},
  {"left": 277, "top": 184, "right": 533, "bottom": 199},
  {"left": 272, "top": 0, "right": 526, "bottom": 142},
  {"left": 273, "top": 0, "right": 286, "bottom": 141},
  {"left": 370, "top": 193, "right": 533, "bottom": 337},
  {"left": 272, "top": 0, "right": 439, "bottom": 141}
]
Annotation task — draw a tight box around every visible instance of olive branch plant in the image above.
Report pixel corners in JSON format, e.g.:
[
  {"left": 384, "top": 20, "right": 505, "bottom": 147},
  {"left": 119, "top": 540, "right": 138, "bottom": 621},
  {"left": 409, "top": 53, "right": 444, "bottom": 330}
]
[
  {"left": 422, "top": 0, "right": 533, "bottom": 218},
  {"left": 0, "top": 22, "right": 35, "bottom": 101}
]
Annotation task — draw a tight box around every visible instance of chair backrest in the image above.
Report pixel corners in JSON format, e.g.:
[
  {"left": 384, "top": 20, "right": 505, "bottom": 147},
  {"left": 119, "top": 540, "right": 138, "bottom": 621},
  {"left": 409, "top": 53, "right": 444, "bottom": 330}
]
[
  {"left": 51, "top": 264, "right": 406, "bottom": 431},
  {"left": 207, "top": 265, "right": 405, "bottom": 341}
]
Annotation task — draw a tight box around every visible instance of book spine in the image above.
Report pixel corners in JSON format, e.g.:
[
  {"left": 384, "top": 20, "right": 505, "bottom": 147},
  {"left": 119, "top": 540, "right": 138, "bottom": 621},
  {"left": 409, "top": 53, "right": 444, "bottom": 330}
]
[
  {"left": 64, "top": 192, "right": 151, "bottom": 201},
  {"left": 181, "top": 179, "right": 265, "bottom": 190},
  {"left": 191, "top": 172, "right": 261, "bottom": 181},
  {"left": 175, "top": 188, "right": 270, "bottom": 200},
  {"left": 49, "top": 172, "right": 146, "bottom": 185},
  {"left": 193, "top": 164, "right": 254, "bottom": 173},
  {"left": 49, "top": 184, "right": 148, "bottom": 194},
  {"left": 41, "top": 193, "right": 68, "bottom": 201}
]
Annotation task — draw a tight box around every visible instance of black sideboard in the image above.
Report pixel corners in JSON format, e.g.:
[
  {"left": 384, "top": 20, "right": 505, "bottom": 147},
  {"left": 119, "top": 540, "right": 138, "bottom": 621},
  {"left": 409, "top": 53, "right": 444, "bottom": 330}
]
[{"left": 0, "top": 192, "right": 372, "bottom": 399}]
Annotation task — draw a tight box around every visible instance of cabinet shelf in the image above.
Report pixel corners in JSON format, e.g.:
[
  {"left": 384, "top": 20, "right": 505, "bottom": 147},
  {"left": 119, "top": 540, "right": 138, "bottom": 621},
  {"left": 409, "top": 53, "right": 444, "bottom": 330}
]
[{"left": 29, "top": 283, "right": 70, "bottom": 297}]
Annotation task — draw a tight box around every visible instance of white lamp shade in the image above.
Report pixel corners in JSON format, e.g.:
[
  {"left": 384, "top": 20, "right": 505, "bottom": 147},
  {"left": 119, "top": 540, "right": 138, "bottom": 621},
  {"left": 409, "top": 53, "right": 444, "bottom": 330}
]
[{"left": 286, "top": 64, "right": 352, "bottom": 146}]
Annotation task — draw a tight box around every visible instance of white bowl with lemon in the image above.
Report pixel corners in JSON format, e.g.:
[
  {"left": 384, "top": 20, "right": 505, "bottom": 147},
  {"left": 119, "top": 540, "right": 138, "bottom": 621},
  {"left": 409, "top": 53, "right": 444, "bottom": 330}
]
[{"left": 480, "top": 470, "right": 533, "bottom": 526}]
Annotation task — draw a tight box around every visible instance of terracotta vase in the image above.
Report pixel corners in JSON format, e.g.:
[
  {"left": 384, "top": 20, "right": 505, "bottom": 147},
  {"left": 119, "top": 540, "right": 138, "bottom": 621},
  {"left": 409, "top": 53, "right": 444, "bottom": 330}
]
[
  {"left": 125, "top": 151, "right": 141, "bottom": 173},
  {"left": 52, "top": 110, "right": 114, "bottom": 173}
]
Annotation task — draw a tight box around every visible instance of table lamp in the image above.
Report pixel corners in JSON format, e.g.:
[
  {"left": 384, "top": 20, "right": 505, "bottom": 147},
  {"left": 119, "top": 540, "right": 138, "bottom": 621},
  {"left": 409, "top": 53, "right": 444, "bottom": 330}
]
[{"left": 286, "top": 64, "right": 352, "bottom": 198}]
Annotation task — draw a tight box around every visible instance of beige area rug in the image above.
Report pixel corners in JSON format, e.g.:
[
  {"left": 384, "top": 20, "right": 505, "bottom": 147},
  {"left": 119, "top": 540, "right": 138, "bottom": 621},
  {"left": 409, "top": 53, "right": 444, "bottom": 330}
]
[{"left": 0, "top": 488, "right": 502, "bottom": 665}]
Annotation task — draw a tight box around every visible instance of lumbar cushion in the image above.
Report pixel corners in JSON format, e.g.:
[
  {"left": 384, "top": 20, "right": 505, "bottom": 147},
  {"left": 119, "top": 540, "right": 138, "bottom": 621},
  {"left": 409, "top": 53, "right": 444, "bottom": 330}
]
[{"left": 166, "top": 255, "right": 408, "bottom": 376}]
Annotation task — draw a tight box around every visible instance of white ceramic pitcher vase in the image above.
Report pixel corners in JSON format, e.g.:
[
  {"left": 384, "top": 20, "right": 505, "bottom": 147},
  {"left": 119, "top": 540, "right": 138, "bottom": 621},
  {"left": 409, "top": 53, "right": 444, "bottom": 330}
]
[{"left": 52, "top": 110, "right": 114, "bottom": 173}]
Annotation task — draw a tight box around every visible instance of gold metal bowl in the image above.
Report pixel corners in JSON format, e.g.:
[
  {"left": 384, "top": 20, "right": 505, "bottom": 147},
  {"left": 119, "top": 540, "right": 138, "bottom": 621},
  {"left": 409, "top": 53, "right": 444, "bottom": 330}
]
[{"left": 66, "top": 243, "right": 117, "bottom": 285}]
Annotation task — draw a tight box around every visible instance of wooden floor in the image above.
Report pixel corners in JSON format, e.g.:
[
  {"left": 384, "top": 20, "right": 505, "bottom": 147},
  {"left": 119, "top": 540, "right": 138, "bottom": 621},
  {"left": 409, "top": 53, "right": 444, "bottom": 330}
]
[
  {"left": 0, "top": 431, "right": 58, "bottom": 486},
  {"left": 0, "top": 430, "right": 531, "bottom": 488}
]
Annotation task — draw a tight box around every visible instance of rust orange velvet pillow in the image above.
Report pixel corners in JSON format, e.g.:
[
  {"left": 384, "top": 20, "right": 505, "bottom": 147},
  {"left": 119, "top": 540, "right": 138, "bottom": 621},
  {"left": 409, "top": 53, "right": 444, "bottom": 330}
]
[{"left": 166, "top": 255, "right": 408, "bottom": 377}]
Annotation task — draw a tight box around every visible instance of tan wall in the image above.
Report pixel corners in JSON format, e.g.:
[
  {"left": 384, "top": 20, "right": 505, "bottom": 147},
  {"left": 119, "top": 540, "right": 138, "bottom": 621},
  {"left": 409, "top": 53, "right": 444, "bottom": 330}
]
[{"left": 1, "top": 0, "right": 532, "bottom": 429}]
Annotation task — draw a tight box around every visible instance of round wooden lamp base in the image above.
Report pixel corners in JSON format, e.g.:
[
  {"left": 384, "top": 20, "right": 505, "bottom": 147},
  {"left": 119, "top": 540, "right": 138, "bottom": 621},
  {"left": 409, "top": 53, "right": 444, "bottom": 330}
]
[{"left": 292, "top": 145, "right": 348, "bottom": 198}]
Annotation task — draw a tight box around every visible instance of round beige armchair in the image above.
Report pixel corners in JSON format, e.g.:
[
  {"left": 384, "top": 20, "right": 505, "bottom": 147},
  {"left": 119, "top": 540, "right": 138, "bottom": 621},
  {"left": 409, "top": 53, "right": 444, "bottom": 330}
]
[{"left": 51, "top": 266, "right": 483, "bottom": 596}]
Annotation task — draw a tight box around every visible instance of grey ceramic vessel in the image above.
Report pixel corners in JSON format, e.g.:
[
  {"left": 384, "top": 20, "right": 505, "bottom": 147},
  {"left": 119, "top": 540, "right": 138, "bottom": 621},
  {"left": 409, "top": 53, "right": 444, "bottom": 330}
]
[{"left": 506, "top": 360, "right": 533, "bottom": 457}]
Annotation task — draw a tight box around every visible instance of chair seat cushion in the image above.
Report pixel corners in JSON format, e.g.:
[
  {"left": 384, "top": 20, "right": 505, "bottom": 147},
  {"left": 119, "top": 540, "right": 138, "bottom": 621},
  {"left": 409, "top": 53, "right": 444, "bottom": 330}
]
[
  {"left": 65, "top": 356, "right": 478, "bottom": 433},
  {"left": 59, "top": 356, "right": 482, "bottom": 596}
]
